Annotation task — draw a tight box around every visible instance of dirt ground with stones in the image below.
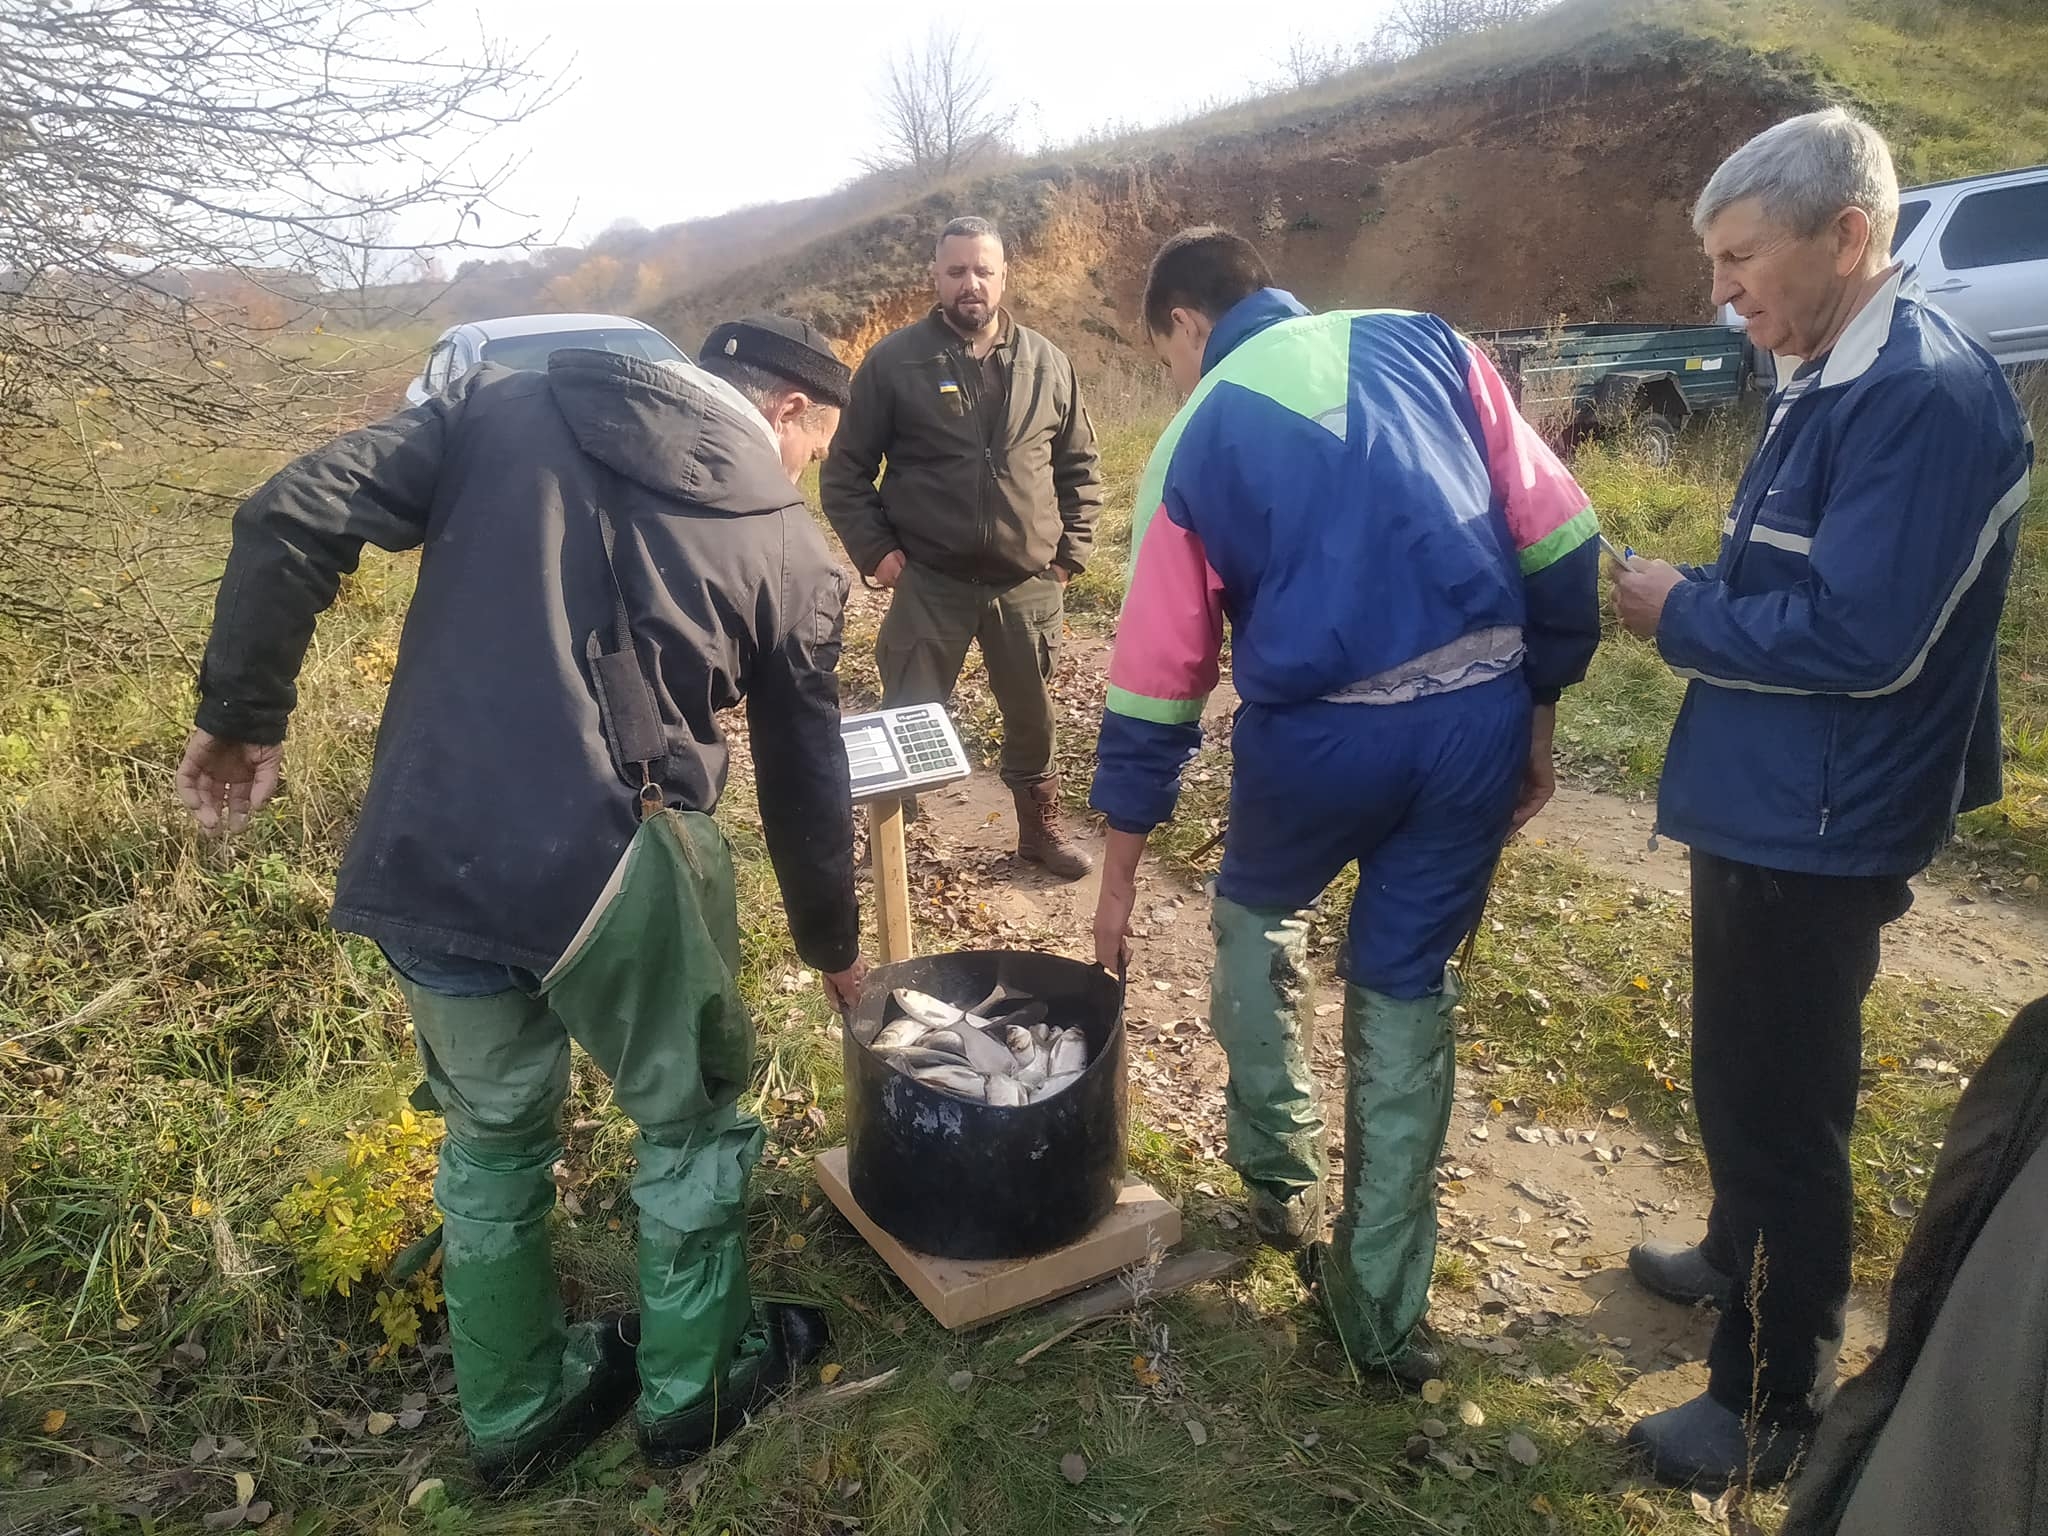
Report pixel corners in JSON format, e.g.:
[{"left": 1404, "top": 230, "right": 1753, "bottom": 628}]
[{"left": 843, "top": 597, "right": 2048, "bottom": 1419}]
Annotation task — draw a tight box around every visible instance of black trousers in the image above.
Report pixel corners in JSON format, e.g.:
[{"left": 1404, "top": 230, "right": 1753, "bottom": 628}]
[{"left": 1691, "top": 851, "right": 1914, "bottom": 1411}]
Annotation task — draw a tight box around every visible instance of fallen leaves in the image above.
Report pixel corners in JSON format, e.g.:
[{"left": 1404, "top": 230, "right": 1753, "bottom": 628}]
[
  {"left": 1419, "top": 1379, "right": 1447, "bottom": 1404},
  {"left": 190, "top": 1434, "right": 251, "bottom": 1464},
  {"left": 201, "top": 1471, "right": 270, "bottom": 1529},
  {"left": 1059, "top": 1451, "right": 1088, "bottom": 1484},
  {"left": 1506, "top": 1430, "right": 1542, "bottom": 1467},
  {"left": 947, "top": 1369, "right": 974, "bottom": 1393},
  {"left": 40, "top": 1409, "right": 65, "bottom": 1434},
  {"left": 365, "top": 1411, "right": 396, "bottom": 1437},
  {"left": 1457, "top": 1400, "right": 1485, "bottom": 1428},
  {"left": 818, "top": 1363, "right": 843, "bottom": 1385},
  {"left": 1184, "top": 1419, "right": 1207, "bottom": 1446}
]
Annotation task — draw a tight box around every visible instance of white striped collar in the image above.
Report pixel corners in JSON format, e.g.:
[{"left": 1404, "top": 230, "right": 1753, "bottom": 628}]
[{"left": 1770, "top": 264, "right": 1911, "bottom": 391}]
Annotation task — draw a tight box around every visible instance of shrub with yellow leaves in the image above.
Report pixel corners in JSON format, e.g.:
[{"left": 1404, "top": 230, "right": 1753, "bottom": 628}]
[{"left": 265, "top": 1108, "right": 445, "bottom": 1360}]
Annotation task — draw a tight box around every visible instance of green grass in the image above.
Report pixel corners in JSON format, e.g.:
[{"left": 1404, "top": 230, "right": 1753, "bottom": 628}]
[{"left": 1687, "top": 0, "right": 2048, "bottom": 182}]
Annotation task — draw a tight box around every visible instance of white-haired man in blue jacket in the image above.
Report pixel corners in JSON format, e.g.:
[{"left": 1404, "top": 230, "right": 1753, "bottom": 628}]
[{"left": 1612, "top": 108, "right": 2033, "bottom": 1493}]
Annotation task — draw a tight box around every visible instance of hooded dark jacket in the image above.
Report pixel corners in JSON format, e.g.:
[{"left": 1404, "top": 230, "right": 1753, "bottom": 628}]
[{"left": 195, "top": 351, "right": 858, "bottom": 975}]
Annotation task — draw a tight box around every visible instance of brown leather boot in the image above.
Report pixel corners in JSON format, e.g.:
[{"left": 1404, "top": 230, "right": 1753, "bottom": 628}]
[{"left": 1012, "top": 779, "right": 1093, "bottom": 880}]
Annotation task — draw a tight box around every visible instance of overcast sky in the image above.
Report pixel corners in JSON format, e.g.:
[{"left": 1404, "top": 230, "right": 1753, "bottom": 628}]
[{"left": 413, "top": 0, "right": 1395, "bottom": 250}]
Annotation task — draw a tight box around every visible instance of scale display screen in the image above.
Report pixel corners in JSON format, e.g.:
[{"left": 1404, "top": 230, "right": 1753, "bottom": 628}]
[{"left": 839, "top": 704, "right": 973, "bottom": 804}]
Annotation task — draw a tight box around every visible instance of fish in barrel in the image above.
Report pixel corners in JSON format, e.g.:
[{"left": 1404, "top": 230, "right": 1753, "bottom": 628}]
[{"left": 864, "top": 982, "right": 1090, "bottom": 1106}]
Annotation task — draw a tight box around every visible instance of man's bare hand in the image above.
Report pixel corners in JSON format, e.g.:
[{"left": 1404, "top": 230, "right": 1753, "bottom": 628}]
[
  {"left": 824, "top": 956, "right": 869, "bottom": 1014},
  {"left": 872, "top": 551, "right": 907, "bottom": 588},
  {"left": 1093, "top": 875, "right": 1134, "bottom": 972},
  {"left": 1509, "top": 704, "right": 1557, "bottom": 837},
  {"left": 1092, "top": 827, "right": 1148, "bottom": 973},
  {"left": 1050, "top": 563, "right": 1072, "bottom": 586},
  {"left": 176, "top": 729, "right": 283, "bottom": 833},
  {"left": 1612, "top": 556, "right": 1685, "bottom": 640}
]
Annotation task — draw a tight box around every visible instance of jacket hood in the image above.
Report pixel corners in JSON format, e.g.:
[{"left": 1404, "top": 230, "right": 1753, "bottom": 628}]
[{"left": 545, "top": 349, "right": 798, "bottom": 516}]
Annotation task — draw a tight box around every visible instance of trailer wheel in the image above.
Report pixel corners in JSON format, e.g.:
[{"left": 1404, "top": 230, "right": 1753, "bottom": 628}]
[{"left": 1633, "top": 412, "right": 1680, "bottom": 467}]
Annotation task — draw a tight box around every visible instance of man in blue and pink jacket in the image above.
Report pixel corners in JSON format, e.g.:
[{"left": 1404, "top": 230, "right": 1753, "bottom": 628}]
[{"left": 1090, "top": 229, "right": 1601, "bottom": 1382}]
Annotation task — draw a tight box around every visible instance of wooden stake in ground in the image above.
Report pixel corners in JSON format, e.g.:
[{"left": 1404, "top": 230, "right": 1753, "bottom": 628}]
[{"left": 871, "top": 796, "right": 913, "bottom": 964}]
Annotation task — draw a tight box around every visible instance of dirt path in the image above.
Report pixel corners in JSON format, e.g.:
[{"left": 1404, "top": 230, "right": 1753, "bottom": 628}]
[
  {"left": 1535, "top": 785, "right": 2048, "bottom": 1013},
  {"left": 861, "top": 602, "right": 2043, "bottom": 1414}
]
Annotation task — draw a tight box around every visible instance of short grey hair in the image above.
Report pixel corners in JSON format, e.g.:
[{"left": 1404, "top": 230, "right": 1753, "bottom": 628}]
[
  {"left": 1694, "top": 107, "right": 1900, "bottom": 254},
  {"left": 935, "top": 216, "right": 1003, "bottom": 260}
]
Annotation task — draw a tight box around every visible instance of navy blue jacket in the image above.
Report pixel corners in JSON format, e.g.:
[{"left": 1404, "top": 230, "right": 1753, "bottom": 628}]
[{"left": 1655, "top": 271, "right": 2034, "bottom": 877}]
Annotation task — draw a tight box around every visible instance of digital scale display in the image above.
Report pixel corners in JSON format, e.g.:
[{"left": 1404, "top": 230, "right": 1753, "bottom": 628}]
[{"left": 839, "top": 704, "right": 974, "bottom": 804}]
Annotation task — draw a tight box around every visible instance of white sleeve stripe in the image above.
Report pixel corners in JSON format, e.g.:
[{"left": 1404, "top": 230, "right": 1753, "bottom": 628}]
[
  {"left": 1670, "top": 465, "right": 2032, "bottom": 698},
  {"left": 1748, "top": 524, "right": 1814, "bottom": 556}
]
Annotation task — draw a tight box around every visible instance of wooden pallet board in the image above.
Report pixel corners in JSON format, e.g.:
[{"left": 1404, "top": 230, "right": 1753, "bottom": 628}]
[{"left": 815, "top": 1146, "right": 1182, "bottom": 1330}]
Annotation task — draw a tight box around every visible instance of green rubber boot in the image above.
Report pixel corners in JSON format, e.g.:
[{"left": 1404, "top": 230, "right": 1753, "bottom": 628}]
[
  {"left": 1316, "top": 973, "right": 1460, "bottom": 1373},
  {"left": 631, "top": 1110, "right": 765, "bottom": 1424},
  {"left": 434, "top": 1136, "right": 640, "bottom": 1492},
  {"left": 1207, "top": 895, "right": 1328, "bottom": 1245}
]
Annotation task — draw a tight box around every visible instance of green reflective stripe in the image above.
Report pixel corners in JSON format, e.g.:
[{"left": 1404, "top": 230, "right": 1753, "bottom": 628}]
[
  {"left": 1106, "top": 684, "right": 1206, "bottom": 725},
  {"left": 1223, "top": 313, "right": 1353, "bottom": 429},
  {"left": 1518, "top": 505, "right": 1600, "bottom": 575}
]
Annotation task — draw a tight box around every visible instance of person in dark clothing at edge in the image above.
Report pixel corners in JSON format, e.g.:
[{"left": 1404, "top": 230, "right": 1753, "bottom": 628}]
[
  {"left": 1611, "top": 108, "right": 2033, "bottom": 1493},
  {"left": 1781, "top": 991, "right": 2048, "bottom": 1536},
  {"left": 821, "top": 215, "right": 1104, "bottom": 879},
  {"left": 174, "top": 317, "right": 870, "bottom": 1490}
]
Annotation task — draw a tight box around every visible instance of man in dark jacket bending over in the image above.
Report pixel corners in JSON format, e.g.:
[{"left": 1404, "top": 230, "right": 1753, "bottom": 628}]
[{"left": 175, "top": 318, "right": 867, "bottom": 1488}]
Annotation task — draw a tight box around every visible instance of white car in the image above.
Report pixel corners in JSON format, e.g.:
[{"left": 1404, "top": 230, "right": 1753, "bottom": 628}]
[
  {"left": 1723, "top": 162, "right": 2048, "bottom": 386},
  {"left": 404, "top": 313, "right": 689, "bottom": 407}
]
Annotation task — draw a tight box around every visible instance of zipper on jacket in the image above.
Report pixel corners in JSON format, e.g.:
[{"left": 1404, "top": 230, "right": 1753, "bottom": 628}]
[
  {"left": 950, "top": 337, "right": 996, "bottom": 562},
  {"left": 1818, "top": 703, "right": 1840, "bottom": 837}
]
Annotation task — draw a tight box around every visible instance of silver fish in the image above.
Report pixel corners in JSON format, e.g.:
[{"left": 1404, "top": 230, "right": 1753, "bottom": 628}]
[
  {"left": 952, "top": 1017, "right": 1020, "bottom": 1076},
  {"left": 986, "top": 1000, "right": 1049, "bottom": 1031},
  {"left": 968, "top": 981, "right": 1024, "bottom": 1015},
  {"left": 1031, "top": 1023, "right": 1054, "bottom": 1050},
  {"left": 892, "top": 987, "right": 964, "bottom": 1030},
  {"left": 872, "top": 1018, "right": 928, "bottom": 1053},
  {"left": 1003, "top": 1025, "right": 1036, "bottom": 1063},
  {"left": 919, "top": 1029, "right": 964, "bottom": 1055},
  {"left": 1016, "top": 1058, "right": 1048, "bottom": 1090},
  {"left": 1029, "top": 1070, "right": 1084, "bottom": 1102},
  {"left": 984, "top": 1074, "right": 1027, "bottom": 1108},
  {"left": 884, "top": 1045, "right": 971, "bottom": 1071},
  {"left": 1049, "top": 1027, "right": 1088, "bottom": 1077},
  {"left": 909, "top": 1064, "right": 986, "bottom": 1099}
]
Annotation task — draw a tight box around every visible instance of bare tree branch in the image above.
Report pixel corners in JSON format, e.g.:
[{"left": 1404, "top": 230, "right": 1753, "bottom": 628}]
[
  {"left": 0, "top": 0, "right": 562, "bottom": 652},
  {"left": 1373, "top": 0, "right": 1559, "bottom": 55},
  {"left": 859, "top": 26, "right": 1015, "bottom": 187}
]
